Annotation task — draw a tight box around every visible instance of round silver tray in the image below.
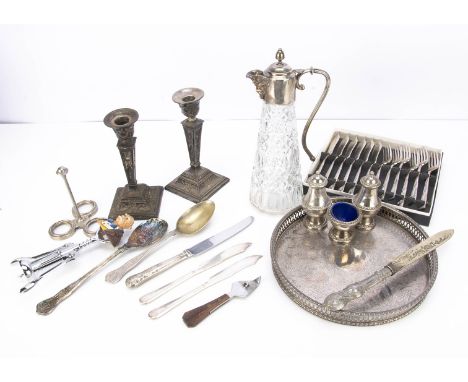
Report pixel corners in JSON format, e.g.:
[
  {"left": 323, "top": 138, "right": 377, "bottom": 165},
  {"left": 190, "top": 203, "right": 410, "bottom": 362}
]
[{"left": 271, "top": 198, "right": 438, "bottom": 326}]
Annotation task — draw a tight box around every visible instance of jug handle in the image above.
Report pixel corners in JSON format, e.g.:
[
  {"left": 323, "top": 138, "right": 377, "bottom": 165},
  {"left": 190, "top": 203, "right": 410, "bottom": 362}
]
[{"left": 296, "top": 68, "right": 331, "bottom": 162}]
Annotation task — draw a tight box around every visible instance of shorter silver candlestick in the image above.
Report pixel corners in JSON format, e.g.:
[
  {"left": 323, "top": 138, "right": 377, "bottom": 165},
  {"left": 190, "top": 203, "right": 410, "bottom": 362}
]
[{"left": 165, "top": 88, "right": 229, "bottom": 203}]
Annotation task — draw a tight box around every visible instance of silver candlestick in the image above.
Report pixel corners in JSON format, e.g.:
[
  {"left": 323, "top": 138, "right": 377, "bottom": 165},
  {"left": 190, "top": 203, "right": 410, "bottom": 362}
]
[
  {"left": 104, "top": 108, "right": 163, "bottom": 219},
  {"left": 165, "top": 88, "right": 229, "bottom": 203}
]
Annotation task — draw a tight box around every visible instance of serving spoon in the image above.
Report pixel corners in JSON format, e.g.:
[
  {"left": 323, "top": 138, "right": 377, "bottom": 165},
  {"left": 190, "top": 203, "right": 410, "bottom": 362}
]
[
  {"left": 105, "top": 200, "right": 215, "bottom": 284},
  {"left": 36, "top": 218, "right": 166, "bottom": 315}
]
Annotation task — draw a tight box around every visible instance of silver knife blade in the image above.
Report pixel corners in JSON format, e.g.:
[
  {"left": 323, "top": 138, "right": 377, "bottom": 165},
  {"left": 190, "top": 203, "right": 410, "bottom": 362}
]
[
  {"left": 335, "top": 136, "right": 350, "bottom": 156},
  {"left": 342, "top": 136, "right": 358, "bottom": 158},
  {"left": 359, "top": 139, "right": 374, "bottom": 161},
  {"left": 188, "top": 216, "right": 254, "bottom": 256},
  {"left": 139, "top": 242, "right": 252, "bottom": 304},
  {"left": 148, "top": 255, "right": 262, "bottom": 319},
  {"left": 205, "top": 255, "right": 262, "bottom": 285},
  {"left": 369, "top": 140, "right": 382, "bottom": 163},
  {"left": 229, "top": 276, "right": 261, "bottom": 298},
  {"left": 324, "top": 229, "right": 454, "bottom": 311},
  {"left": 387, "top": 229, "right": 454, "bottom": 273},
  {"left": 125, "top": 217, "right": 255, "bottom": 288},
  {"left": 354, "top": 139, "right": 367, "bottom": 159}
]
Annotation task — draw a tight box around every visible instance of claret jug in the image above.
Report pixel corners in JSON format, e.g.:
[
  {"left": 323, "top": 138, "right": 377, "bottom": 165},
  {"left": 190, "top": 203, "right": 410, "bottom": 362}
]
[{"left": 247, "top": 49, "right": 330, "bottom": 213}]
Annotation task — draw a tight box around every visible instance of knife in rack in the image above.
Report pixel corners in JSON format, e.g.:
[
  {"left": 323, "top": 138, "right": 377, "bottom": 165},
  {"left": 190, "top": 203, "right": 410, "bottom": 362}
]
[
  {"left": 320, "top": 135, "right": 349, "bottom": 177},
  {"left": 312, "top": 134, "right": 341, "bottom": 176},
  {"left": 125, "top": 216, "right": 254, "bottom": 288},
  {"left": 336, "top": 139, "right": 367, "bottom": 191},
  {"left": 344, "top": 139, "right": 374, "bottom": 193},
  {"left": 324, "top": 229, "right": 454, "bottom": 311},
  {"left": 327, "top": 137, "right": 356, "bottom": 181},
  {"left": 327, "top": 136, "right": 358, "bottom": 188},
  {"left": 350, "top": 140, "right": 381, "bottom": 194}
]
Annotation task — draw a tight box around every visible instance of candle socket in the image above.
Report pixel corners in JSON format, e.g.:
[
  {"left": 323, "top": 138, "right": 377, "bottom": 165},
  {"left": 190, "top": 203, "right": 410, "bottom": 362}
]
[
  {"left": 165, "top": 88, "right": 229, "bottom": 203},
  {"left": 104, "top": 108, "right": 163, "bottom": 219}
]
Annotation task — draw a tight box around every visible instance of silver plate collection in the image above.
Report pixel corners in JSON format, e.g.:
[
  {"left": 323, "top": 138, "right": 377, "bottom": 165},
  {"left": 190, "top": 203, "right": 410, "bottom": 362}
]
[{"left": 9, "top": 50, "right": 453, "bottom": 327}]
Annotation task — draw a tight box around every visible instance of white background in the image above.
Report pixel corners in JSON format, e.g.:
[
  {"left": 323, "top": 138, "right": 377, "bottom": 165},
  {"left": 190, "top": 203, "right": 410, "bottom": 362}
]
[
  {"left": 1, "top": 24, "right": 468, "bottom": 123},
  {"left": 1, "top": 0, "right": 468, "bottom": 380}
]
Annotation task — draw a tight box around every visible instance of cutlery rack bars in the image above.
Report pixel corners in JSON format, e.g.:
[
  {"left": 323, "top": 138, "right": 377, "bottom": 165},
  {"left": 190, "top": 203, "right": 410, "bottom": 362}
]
[{"left": 305, "top": 131, "right": 443, "bottom": 226}]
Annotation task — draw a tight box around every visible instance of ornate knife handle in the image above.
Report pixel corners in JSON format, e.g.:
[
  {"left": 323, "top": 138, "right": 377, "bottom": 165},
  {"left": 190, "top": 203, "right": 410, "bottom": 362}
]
[
  {"left": 105, "top": 231, "right": 177, "bottom": 284},
  {"left": 36, "top": 278, "right": 82, "bottom": 315},
  {"left": 182, "top": 294, "right": 231, "bottom": 327},
  {"left": 125, "top": 251, "right": 190, "bottom": 288},
  {"left": 323, "top": 267, "right": 393, "bottom": 311}
]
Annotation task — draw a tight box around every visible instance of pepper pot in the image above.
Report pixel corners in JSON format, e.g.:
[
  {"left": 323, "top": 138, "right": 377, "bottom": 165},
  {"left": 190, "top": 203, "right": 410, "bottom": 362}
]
[
  {"left": 352, "top": 172, "right": 382, "bottom": 231},
  {"left": 302, "top": 173, "right": 331, "bottom": 230}
]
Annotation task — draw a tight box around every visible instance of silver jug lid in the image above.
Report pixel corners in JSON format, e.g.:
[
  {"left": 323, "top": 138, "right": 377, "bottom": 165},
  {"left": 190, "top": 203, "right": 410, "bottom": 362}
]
[{"left": 265, "top": 49, "right": 294, "bottom": 77}]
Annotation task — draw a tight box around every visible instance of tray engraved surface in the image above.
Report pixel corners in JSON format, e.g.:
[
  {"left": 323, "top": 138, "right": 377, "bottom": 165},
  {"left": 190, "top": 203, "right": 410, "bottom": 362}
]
[{"left": 271, "top": 198, "right": 438, "bottom": 326}]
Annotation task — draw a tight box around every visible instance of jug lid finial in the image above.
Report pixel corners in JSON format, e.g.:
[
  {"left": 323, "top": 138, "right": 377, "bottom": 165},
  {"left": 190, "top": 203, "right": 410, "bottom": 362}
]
[
  {"left": 276, "top": 48, "right": 285, "bottom": 63},
  {"left": 266, "top": 49, "right": 292, "bottom": 75}
]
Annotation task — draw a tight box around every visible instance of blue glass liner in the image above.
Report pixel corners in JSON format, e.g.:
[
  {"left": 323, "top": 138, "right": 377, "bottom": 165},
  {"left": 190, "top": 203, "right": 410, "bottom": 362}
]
[{"left": 330, "top": 202, "right": 359, "bottom": 222}]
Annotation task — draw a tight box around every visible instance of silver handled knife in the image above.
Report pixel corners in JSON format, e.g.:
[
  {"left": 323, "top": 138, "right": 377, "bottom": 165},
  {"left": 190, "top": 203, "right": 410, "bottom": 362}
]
[
  {"left": 125, "top": 216, "right": 254, "bottom": 288},
  {"left": 182, "top": 276, "right": 261, "bottom": 327},
  {"left": 148, "top": 255, "right": 262, "bottom": 319},
  {"left": 139, "top": 242, "right": 252, "bottom": 304},
  {"left": 324, "top": 229, "right": 454, "bottom": 311}
]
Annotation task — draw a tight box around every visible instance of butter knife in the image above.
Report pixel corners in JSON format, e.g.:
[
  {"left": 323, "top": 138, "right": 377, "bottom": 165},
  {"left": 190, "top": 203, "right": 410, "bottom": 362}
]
[
  {"left": 182, "top": 276, "right": 261, "bottom": 327},
  {"left": 148, "top": 255, "right": 262, "bottom": 319},
  {"left": 126, "top": 216, "right": 254, "bottom": 288},
  {"left": 324, "top": 229, "right": 454, "bottom": 311},
  {"left": 139, "top": 242, "right": 251, "bottom": 304}
]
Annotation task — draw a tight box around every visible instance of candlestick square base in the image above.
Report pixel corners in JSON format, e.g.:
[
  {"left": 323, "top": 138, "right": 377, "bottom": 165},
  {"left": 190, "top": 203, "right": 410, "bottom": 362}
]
[
  {"left": 165, "top": 166, "right": 229, "bottom": 203},
  {"left": 108, "top": 183, "right": 163, "bottom": 220}
]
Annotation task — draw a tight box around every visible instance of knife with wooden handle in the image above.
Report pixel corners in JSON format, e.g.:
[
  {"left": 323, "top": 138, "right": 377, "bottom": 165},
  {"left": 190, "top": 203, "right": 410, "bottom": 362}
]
[{"left": 324, "top": 229, "right": 454, "bottom": 311}]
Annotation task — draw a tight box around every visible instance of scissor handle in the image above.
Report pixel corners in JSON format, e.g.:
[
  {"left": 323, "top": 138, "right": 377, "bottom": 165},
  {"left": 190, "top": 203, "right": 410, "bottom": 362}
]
[
  {"left": 49, "top": 219, "right": 77, "bottom": 240},
  {"left": 49, "top": 200, "right": 99, "bottom": 240},
  {"left": 81, "top": 217, "right": 101, "bottom": 237},
  {"left": 72, "top": 200, "right": 98, "bottom": 219}
]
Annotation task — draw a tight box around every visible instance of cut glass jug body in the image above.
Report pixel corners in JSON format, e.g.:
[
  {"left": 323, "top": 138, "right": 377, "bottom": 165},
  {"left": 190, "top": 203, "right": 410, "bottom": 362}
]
[{"left": 247, "top": 49, "right": 331, "bottom": 213}]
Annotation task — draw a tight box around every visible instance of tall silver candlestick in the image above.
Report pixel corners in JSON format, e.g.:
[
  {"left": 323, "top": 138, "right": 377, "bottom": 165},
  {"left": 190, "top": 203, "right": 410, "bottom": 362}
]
[{"left": 165, "top": 88, "right": 229, "bottom": 203}]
